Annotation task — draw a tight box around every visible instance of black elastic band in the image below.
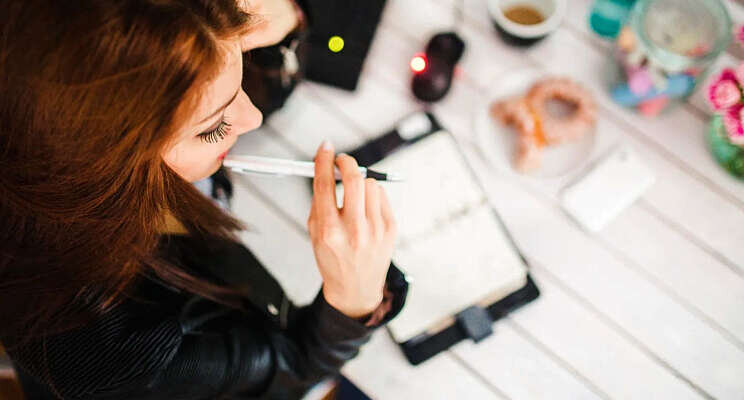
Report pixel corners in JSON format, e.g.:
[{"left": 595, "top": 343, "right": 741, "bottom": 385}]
[
  {"left": 364, "top": 169, "right": 387, "bottom": 181},
  {"left": 397, "top": 275, "right": 540, "bottom": 365}
]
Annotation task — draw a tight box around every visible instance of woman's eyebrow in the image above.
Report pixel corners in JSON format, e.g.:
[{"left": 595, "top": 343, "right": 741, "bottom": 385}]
[{"left": 198, "top": 87, "right": 240, "bottom": 124}]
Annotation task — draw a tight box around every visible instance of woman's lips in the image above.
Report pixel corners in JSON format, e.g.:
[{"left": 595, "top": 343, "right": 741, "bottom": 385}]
[{"left": 218, "top": 151, "right": 228, "bottom": 161}]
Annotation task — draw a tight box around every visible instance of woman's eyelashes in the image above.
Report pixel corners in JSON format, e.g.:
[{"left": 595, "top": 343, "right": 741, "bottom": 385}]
[{"left": 197, "top": 118, "right": 232, "bottom": 144}]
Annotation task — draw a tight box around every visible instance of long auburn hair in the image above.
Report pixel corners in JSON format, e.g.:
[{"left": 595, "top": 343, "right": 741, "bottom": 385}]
[{"left": 0, "top": 0, "right": 256, "bottom": 341}]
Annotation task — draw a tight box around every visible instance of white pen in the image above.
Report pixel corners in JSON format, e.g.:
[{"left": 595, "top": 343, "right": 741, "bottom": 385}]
[{"left": 223, "top": 155, "right": 405, "bottom": 182}]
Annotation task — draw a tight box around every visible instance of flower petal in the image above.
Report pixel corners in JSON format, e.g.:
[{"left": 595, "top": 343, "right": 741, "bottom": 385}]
[
  {"left": 710, "top": 81, "right": 741, "bottom": 109},
  {"left": 708, "top": 69, "right": 742, "bottom": 111},
  {"left": 723, "top": 104, "right": 744, "bottom": 144}
]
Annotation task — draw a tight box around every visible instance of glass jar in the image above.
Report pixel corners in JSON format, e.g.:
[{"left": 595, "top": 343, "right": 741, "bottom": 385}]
[
  {"left": 609, "top": 0, "right": 731, "bottom": 117},
  {"left": 708, "top": 115, "right": 744, "bottom": 180}
]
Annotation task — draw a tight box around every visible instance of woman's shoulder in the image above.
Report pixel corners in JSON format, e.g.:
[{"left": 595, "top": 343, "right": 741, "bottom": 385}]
[{"left": 7, "top": 285, "right": 187, "bottom": 399}]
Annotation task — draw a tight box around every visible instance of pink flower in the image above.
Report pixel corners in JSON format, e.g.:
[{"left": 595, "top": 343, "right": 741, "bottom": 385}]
[
  {"left": 738, "top": 25, "right": 744, "bottom": 46},
  {"left": 708, "top": 69, "right": 742, "bottom": 111},
  {"left": 723, "top": 104, "right": 744, "bottom": 145},
  {"left": 711, "top": 80, "right": 741, "bottom": 109},
  {"left": 736, "top": 63, "right": 744, "bottom": 86}
]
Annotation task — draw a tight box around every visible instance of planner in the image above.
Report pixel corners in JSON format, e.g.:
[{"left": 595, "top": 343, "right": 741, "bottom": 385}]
[
  {"left": 372, "top": 131, "right": 528, "bottom": 343},
  {"left": 341, "top": 112, "right": 539, "bottom": 364}
]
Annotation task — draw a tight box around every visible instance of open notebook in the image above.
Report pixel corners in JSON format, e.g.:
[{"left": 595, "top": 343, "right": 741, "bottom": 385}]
[
  {"left": 374, "top": 131, "right": 527, "bottom": 343},
  {"left": 339, "top": 120, "right": 530, "bottom": 346}
]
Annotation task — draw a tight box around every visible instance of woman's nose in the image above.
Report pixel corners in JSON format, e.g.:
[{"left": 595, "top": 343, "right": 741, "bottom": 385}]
[{"left": 234, "top": 90, "right": 263, "bottom": 136}]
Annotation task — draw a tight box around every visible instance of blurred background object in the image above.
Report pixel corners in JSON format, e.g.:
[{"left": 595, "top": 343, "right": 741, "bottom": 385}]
[
  {"left": 488, "top": 0, "right": 567, "bottom": 45},
  {"left": 608, "top": 0, "right": 731, "bottom": 116},
  {"left": 588, "top": 0, "right": 637, "bottom": 38},
  {"left": 705, "top": 27, "right": 744, "bottom": 179},
  {"left": 242, "top": 0, "right": 387, "bottom": 119},
  {"left": 302, "top": 0, "right": 387, "bottom": 90},
  {"left": 411, "top": 32, "right": 466, "bottom": 101}
]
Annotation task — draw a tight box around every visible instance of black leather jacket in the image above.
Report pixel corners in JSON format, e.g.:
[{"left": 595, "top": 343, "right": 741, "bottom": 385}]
[{"left": 7, "top": 234, "right": 409, "bottom": 399}]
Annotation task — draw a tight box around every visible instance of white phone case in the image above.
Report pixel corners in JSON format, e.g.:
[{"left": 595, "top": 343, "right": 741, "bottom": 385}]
[{"left": 560, "top": 146, "right": 655, "bottom": 232}]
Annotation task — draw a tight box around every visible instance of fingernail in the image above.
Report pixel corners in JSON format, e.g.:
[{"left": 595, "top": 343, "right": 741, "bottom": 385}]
[{"left": 321, "top": 140, "right": 333, "bottom": 151}]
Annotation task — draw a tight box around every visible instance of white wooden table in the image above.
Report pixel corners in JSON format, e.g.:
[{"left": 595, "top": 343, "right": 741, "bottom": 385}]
[{"left": 228, "top": 1, "right": 744, "bottom": 398}]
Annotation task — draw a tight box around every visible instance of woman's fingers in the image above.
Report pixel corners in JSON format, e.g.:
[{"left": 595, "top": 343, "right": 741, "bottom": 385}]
[
  {"left": 307, "top": 149, "right": 396, "bottom": 319},
  {"left": 364, "top": 178, "right": 383, "bottom": 234},
  {"left": 336, "top": 154, "right": 365, "bottom": 224},
  {"left": 379, "top": 185, "right": 396, "bottom": 237},
  {"left": 312, "top": 141, "right": 338, "bottom": 220}
]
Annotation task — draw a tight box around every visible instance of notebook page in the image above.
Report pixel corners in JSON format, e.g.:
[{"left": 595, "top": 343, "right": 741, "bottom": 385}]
[{"left": 370, "top": 131, "right": 527, "bottom": 343}]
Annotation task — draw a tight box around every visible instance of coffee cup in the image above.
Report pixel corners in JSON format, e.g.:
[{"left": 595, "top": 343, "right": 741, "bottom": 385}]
[{"left": 487, "top": 0, "right": 567, "bottom": 46}]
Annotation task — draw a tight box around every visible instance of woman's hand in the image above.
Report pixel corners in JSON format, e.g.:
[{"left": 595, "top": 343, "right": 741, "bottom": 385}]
[
  {"left": 238, "top": 0, "right": 300, "bottom": 52},
  {"left": 307, "top": 141, "right": 397, "bottom": 319}
]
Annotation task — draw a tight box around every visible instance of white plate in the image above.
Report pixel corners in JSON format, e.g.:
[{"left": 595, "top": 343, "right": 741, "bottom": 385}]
[{"left": 472, "top": 67, "right": 596, "bottom": 179}]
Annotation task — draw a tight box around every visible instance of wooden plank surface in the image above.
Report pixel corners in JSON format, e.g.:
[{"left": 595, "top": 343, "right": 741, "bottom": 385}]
[{"left": 226, "top": 1, "right": 744, "bottom": 399}]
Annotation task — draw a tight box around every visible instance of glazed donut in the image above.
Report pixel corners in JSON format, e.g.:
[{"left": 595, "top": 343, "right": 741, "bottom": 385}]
[
  {"left": 490, "top": 98, "right": 546, "bottom": 171},
  {"left": 515, "top": 119, "right": 544, "bottom": 172},
  {"left": 525, "top": 78, "right": 597, "bottom": 144},
  {"left": 490, "top": 98, "right": 534, "bottom": 135}
]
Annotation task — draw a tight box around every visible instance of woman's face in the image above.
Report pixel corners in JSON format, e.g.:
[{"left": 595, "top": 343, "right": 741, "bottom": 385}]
[{"left": 162, "top": 40, "right": 262, "bottom": 182}]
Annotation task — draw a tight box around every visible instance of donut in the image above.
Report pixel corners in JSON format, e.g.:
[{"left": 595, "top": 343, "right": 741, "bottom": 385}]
[
  {"left": 490, "top": 98, "right": 534, "bottom": 134},
  {"left": 515, "top": 119, "right": 544, "bottom": 172},
  {"left": 490, "top": 77, "right": 596, "bottom": 172},
  {"left": 525, "top": 78, "right": 597, "bottom": 144},
  {"left": 490, "top": 98, "right": 546, "bottom": 171}
]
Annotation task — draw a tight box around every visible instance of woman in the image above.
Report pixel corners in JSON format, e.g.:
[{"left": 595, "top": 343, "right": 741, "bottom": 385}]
[{"left": 0, "top": 1, "right": 408, "bottom": 399}]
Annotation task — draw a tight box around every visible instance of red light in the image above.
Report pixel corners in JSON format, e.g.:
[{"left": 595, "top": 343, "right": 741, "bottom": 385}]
[{"left": 410, "top": 54, "right": 426, "bottom": 73}]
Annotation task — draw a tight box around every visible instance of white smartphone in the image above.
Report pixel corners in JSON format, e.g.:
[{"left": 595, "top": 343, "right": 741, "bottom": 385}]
[{"left": 560, "top": 146, "right": 655, "bottom": 232}]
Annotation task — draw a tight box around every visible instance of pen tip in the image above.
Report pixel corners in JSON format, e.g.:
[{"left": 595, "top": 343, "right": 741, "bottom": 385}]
[{"left": 385, "top": 173, "right": 405, "bottom": 182}]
